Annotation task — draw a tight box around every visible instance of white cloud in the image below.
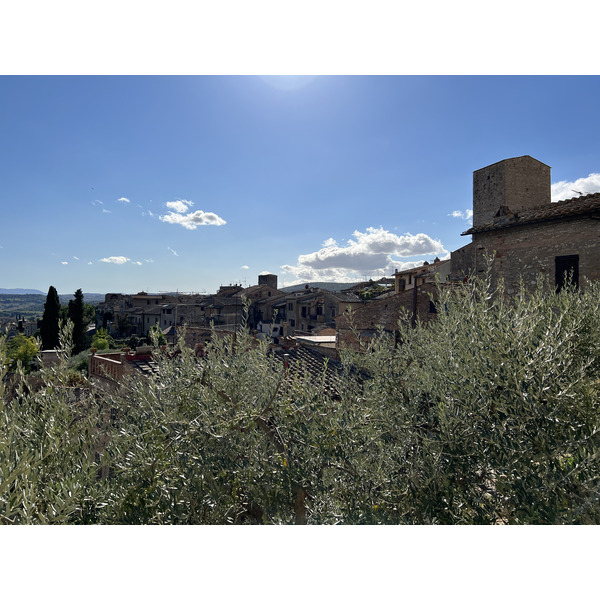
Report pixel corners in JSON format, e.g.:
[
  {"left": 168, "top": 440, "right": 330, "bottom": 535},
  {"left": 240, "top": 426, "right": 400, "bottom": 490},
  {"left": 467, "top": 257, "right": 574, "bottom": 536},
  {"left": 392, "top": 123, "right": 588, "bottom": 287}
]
[
  {"left": 168, "top": 247, "right": 179, "bottom": 257},
  {"left": 450, "top": 209, "right": 473, "bottom": 221},
  {"left": 144, "top": 259, "right": 154, "bottom": 263},
  {"left": 241, "top": 265, "right": 250, "bottom": 270},
  {"left": 281, "top": 226, "right": 447, "bottom": 284},
  {"left": 73, "top": 256, "right": 80, "bottom": 260},
  {"left": 92, "top": 199, "right": 103, "bottom": 206},
  {"left": 102, "top": 209, "right": 111, "bottom": 214},
  {"left": 135, "top": 261, "right": 142, "bottom": 266},
  {"left": 166, "top": 199, "right": 193, "bottom": 214},
  {"left": 61, "top": 261, "right": 68, "bottom": 265},
  {"left": 160, "top": 209, "right": 226, "bottom": 230},
  {"left": 117, "top": 197, "right": 130, "bottom": 204},
  {"left": 551, "top": 173, "right": 600, "bottom": 201},
  {"left": 100, "top": 256, "right": 130, "bottom": 265},
  {"left": 87, "top": 261, "right": 93, "bottom": 265}
]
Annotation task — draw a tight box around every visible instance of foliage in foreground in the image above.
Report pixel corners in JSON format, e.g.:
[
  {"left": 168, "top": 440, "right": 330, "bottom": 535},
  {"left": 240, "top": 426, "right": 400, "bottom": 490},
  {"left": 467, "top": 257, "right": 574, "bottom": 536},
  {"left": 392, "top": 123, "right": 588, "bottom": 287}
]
[{"left": 2, "top": 269, "right": 600, "bottom": 524}]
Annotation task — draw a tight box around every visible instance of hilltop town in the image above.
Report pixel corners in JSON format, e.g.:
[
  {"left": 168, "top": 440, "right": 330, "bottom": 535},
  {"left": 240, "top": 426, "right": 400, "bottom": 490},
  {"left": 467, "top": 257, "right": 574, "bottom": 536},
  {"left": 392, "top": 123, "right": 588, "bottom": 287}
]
[
  {"left": 4, "top": 154, "right": 600, "bottom": 367},
  {"left": 3, "top": 154, "right": 600, "bottom": 526}
]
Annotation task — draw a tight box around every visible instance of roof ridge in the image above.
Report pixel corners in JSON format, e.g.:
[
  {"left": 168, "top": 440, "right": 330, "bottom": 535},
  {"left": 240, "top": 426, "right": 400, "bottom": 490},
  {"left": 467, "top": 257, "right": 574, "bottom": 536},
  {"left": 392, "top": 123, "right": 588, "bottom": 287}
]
[{"left": 462, "top": 192, "right": 600, "bottom": 235}]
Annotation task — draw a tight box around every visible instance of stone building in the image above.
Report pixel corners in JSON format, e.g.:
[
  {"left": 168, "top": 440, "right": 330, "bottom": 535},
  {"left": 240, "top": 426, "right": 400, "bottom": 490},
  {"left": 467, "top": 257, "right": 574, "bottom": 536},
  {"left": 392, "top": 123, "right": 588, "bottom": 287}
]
[
  {"left": 88, "top": 346, "right": 159, "bottom": 387},
  {"left": 336, "top": 280, "right": 439, "bottom": 349},
  {"left": 452, "top": 155, "right": 600, "bottom": 293}
]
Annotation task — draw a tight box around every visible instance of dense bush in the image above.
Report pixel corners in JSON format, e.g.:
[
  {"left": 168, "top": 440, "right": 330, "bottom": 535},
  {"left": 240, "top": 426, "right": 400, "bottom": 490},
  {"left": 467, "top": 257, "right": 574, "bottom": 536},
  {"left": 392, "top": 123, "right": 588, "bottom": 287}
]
[{"left": 2, "top": 267, "right": 600, "bottom": 524}]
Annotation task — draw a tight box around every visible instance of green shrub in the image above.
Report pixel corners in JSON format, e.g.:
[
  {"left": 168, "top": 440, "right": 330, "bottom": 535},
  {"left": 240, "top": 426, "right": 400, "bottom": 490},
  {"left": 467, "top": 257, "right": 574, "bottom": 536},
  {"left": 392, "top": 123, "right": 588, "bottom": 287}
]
[{"left": 2, "top": 266, "right": 600, "bottom": 524}]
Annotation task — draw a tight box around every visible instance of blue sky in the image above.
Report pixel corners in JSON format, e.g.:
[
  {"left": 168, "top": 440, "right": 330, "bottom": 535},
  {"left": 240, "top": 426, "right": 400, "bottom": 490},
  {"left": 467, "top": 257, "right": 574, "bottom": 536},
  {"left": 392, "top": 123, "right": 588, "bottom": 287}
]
[{"left": 2, "top": 75, "right": 600, "bottom": 295}]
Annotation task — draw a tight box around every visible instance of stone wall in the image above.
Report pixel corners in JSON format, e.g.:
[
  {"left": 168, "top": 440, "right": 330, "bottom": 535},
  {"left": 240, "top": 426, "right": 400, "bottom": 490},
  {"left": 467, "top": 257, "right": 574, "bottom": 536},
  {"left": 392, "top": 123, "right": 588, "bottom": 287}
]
[
  {"left": 473, "top": 156, "right": 550, "bottom": 227},
  {"left": 337, "top": 283, "right": 438, "bottom": 349},
  {"left": 450, "top": 242, "right": 474, "bottom": 280},
  {"left": 473, "top": 216, "right": 600, "bottom": 293}
]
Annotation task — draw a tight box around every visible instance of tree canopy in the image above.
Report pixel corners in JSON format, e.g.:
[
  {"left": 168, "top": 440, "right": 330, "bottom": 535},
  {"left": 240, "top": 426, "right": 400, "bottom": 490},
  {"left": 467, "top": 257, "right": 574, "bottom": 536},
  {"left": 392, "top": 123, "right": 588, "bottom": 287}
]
[
  {"left": 2, "top": 269, "right": 600, "bottom": 524},
  {"left": 39, "top": 285, "right": 60, "bottom": 350},
  {"left": 68, "top": 289, "right": 86, "bottom": 355}
]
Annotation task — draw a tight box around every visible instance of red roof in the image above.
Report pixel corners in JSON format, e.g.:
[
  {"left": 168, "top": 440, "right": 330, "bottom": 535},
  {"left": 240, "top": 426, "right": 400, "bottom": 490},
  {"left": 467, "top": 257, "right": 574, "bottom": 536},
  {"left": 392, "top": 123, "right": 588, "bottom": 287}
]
[{"left": 462, "top": 193, "right": 600, "bottom": 235}]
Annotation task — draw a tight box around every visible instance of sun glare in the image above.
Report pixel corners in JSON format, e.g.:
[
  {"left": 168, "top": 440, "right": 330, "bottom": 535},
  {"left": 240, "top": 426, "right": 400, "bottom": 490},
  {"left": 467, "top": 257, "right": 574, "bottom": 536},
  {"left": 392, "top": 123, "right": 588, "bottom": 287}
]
[{"left": 258, "top": 75, "right": 317, "bottom": 91}]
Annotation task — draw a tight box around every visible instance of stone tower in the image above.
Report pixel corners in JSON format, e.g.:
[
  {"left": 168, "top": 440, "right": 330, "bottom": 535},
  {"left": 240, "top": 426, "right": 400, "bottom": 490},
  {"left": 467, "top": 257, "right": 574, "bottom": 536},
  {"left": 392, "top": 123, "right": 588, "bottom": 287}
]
[
  {"left": 473, "top": 155, "right": 551, "bottom": 227},
  {"left": 258, "top": 273, "right": 278, "bottom": 289}
]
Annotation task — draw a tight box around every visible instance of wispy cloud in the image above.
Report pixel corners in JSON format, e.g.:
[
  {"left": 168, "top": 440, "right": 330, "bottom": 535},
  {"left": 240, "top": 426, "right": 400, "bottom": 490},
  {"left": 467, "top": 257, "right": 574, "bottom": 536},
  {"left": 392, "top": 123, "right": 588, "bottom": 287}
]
[
  {"left": 100, "top": 256, "right": 130, "bottom": 265},
  {"left": 167, "top": 247, "right": 179, "bottom": 257},
  {"left": 160, "top": 210, "right": 226, "bottom": 229},
  {"left": 117, "top": 197, "right": 130, "bottom": 204},
  {"left": 159, "top": 198, "right": 226, "bottom": 230},
  {"left": 241, "top": 265, "right": 250, "bottom": 270},
  {"left": 449, "top": 209, "right": 473, "bottom": 221},
  {"left": 102, "top": 209, "right": 112, "bottom": 214},
  {"left": 281, "top": 226, "right": 447, "bottom": 284},
  {"left": 551, "top": 173, "right": 600, "bottom": 201},
  {"left": 166, "top": 199, "right": 194, "bottom": 214},
  {"left": 91, "top": 199, "right": 103, "bottom": 206},
  {"left": 73, "top": 256, "right": 80, "bottom": 261}
]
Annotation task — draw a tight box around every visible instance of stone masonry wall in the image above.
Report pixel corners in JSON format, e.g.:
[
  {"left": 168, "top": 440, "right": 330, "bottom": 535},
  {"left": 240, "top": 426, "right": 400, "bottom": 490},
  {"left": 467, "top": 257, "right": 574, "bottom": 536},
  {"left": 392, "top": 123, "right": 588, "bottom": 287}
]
[
  {"left": 337, "top": 283, "right": 438, "bottom": 349},
  {"left": 473, "top": 156, "right": 550, "bottom": 227},
  {"left": 473, "top": 216, "right": 600, "bottom": 294},
  {"left": 450, "top": 242, "right": 474, "bottom": 280}
]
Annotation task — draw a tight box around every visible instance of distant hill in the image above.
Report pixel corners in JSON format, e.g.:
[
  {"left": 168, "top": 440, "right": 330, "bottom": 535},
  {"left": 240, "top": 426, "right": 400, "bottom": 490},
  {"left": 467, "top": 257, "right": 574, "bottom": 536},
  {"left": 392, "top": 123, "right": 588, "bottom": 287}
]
[
  {"left": 58, "top": 293, "right": 105, "bottom": 303},
  {"left": 0, "top": 292, "right": 104, "bottom": 320},
  {"left": 0, "top": 288, "right": 44, "bottom": 295},
  {"left": 279, "top": 282, "right": 359, "bottom": 293}
]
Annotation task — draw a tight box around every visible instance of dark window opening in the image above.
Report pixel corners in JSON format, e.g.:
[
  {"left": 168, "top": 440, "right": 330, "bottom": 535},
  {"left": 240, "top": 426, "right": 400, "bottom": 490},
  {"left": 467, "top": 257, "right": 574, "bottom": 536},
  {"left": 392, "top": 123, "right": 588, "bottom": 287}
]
[
  {"left": 555, "top": 255, "right": 579, "bottom": 291},
  {"left": 429, "top": 300, "right": 437, "bottom": 314}
]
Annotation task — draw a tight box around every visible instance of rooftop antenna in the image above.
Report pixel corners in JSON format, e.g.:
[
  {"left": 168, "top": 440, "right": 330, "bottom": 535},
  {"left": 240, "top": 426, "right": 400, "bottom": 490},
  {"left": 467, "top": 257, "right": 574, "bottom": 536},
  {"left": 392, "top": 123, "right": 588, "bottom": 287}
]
[{"left": 572, "top": 189, "right": 583, "bottom": 196}]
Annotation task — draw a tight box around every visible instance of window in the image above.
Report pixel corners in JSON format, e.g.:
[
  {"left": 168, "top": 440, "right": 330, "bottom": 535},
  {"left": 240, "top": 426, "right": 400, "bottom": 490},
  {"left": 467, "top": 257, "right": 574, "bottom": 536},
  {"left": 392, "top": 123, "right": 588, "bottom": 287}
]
[
  {"left": 555, "top": 255, "right": 579, "bottom": 290},
  {"left": 288, "top": 303, "right": 293, "bottom": 311},
  {"left": 429, "top": 300, "right": 437, "bottom": 313},
  {"left": 301, "top": 306, "right": 307, "bottom": 317}
]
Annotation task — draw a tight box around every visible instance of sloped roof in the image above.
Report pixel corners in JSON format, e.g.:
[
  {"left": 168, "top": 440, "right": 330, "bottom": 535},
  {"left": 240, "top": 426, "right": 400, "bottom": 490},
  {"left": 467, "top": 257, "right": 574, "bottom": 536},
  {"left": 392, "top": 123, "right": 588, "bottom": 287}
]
[
  {"left": 234, "top": 285, "right": 283, "bottom": 298},
  {"left": 271, "top": 345, "right": 344, "bottom": 397},
  {"left": 462, "top": 193, "right": 600, "bottom": 235}
]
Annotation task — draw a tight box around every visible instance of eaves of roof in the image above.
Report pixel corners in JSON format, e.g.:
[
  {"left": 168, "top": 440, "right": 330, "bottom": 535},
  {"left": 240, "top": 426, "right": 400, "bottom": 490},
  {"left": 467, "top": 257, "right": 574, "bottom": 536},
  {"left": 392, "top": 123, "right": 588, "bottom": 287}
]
[{"left": 462, "top": 193, "right": 600, "bottom": 235}]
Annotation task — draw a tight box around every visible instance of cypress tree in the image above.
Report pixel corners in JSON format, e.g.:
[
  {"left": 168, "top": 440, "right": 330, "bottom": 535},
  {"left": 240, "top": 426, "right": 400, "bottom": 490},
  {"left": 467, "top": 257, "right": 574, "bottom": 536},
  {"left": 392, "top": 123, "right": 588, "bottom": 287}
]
[
  {"left": 68, "top": 288, "right": 86, "bottom": 355},
  {"left": 40, "top": 285, "right": 60, "bottom": 350}
]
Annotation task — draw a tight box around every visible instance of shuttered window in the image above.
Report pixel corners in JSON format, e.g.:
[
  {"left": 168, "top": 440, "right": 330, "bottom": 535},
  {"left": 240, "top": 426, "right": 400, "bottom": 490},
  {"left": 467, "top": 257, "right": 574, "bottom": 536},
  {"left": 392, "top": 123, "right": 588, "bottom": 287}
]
[{"left": 555, "top": 255, "right": 579, "bottom": 290}]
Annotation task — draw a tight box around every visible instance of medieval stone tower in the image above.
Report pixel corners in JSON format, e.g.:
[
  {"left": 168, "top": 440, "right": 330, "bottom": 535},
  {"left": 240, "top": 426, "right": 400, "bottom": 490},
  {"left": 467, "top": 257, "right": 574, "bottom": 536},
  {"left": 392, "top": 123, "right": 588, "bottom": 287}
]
[
  {"left": 472, "top": 155, "right": 551, "bottom": 227},
  {"left": 258, "top": 273, "right": 278, "bottom": 289}
]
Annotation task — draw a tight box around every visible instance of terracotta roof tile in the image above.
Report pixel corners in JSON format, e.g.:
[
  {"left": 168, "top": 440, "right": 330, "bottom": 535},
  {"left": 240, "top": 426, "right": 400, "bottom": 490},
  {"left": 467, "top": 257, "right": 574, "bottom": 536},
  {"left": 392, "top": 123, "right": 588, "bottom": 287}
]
[{"left": 462, "top": 193, "right": 600, "bottom": 235}]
